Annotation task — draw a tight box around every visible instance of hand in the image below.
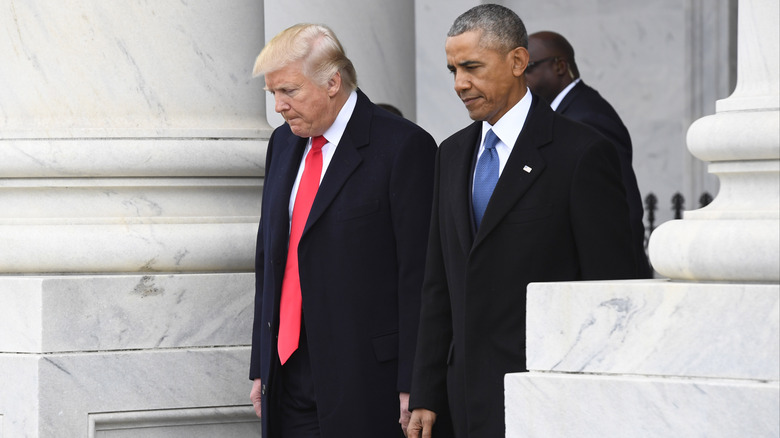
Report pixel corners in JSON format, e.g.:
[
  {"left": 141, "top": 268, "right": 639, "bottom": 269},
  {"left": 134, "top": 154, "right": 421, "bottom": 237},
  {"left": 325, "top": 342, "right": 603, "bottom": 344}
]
[
  {"left": 399, "top": 392, "right": 411, "bottom": 436},
  {"left": 250, "top": 379, "right": 263, "bottom": 418},
  {"left": 407, "top": 408, "right": 437, "bottom": 438}
]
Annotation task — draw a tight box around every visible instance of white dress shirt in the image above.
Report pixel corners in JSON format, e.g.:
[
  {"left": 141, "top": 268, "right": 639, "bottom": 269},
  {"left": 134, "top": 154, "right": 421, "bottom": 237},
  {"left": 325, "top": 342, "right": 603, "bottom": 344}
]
[
  {"left": 473, "top": 87, "right": 533, "bottom": 193},
  {"left": 288, "top": 90, "right": 358, "bottom": 219}
]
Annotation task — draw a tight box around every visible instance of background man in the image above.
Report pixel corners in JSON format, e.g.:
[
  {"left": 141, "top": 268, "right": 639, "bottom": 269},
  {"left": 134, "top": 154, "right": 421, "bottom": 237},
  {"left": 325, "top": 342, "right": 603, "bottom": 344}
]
[
  {"left": 408, "top": 5, "right": 639, "bottom": 437},
  {"left": 525, "top": 30, "right": 652, "bottom": 277},
  {"left": 249, "top": 23, "right": 437, "bottom": 437}
]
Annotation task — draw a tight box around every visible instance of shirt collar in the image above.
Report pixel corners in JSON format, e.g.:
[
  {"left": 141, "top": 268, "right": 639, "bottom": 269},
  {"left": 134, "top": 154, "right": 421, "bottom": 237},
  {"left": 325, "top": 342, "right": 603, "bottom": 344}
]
[
  {"left": 481, "top": 87, "right": 533, "bottom": 149},
  {"left": 320, "top": 90, "right": 358, "bottom": 145},
  {"left": 550, "top": 78, "right": 581, "bottom": 110}
]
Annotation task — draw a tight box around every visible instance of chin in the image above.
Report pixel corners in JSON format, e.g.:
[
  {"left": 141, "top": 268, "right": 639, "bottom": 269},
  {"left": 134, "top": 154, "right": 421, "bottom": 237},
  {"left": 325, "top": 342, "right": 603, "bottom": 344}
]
[
  {"left": 287, "top": 124, "right": 306, "bottom": 137},
  {"left": 468, "top": 111, "right": 488, "bottom": 122}
]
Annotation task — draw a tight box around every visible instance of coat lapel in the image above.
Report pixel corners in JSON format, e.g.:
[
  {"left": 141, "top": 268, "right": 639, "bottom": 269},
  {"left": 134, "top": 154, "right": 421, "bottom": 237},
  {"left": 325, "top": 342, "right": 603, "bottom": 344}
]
[
  {"left": 269, "top": 133, "right": 307, "bottom": 260},
  {"left": 473, "top": 96, "right": 554, "bottom": 248},
  {"left": 555, "top": 80, "right": 584, "bottom": 114},
  {"left": 302, "top": 90, "right": 370, "bottom": 235},
  {"left": 447, "top": 122, "right": 481, "bottom": 254}
]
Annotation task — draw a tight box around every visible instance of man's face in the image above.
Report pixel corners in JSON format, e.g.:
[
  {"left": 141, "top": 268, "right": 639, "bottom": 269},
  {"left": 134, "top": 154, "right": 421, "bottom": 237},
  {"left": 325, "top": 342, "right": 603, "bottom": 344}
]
[
  {"left": 265, "top": 61, "right": 334, "bottom": 138},
  {"left": 445, "top": 30, "right": 526, "bottom": 125},
  {"left": 524, "top": 37, "right": 560, "bottom": 104}
]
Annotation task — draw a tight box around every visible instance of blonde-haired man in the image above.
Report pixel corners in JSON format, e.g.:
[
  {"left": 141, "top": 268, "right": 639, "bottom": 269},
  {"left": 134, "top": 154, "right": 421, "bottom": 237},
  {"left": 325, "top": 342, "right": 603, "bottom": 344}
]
[{"left": 249, "top": 23, "right": 437, "bottom": 437}]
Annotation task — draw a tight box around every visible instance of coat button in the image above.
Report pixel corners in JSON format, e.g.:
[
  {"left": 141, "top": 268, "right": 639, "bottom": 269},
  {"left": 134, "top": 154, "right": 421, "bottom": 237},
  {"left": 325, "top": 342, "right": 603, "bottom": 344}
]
[{"left": 261, "top": 384, "right": 267, "bottom": 395}]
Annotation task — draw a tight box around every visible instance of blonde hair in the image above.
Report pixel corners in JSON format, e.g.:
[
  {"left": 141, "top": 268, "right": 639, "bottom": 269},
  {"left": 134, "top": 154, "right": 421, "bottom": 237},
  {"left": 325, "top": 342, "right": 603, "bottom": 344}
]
[{"left": 253, "top": 23, "right": 357, "bottom": 90}]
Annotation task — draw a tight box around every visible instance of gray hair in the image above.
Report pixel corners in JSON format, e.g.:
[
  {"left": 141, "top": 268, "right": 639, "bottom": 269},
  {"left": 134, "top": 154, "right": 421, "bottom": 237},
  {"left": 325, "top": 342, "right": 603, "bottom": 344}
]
[{"left": 448, "top": 4, "right": 528, "bottom": 53}]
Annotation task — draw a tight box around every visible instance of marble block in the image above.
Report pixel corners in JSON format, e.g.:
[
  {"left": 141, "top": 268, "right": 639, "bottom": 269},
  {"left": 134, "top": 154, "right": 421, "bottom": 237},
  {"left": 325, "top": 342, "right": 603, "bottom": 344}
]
[
  {"left": 525, "top": 280, "right": 780, "bottom": 381},
  {"left": 505, "top": 372, "right": 780, "bottom": 438},
  {"left": 0, "top": 273, "right": 255, "bottom": 353},
  {"left": 0, "top": 273, "right": 259, "bottom": 437},
  {"left": 0, "top": 347, "right": 259, "bottom": 437}
]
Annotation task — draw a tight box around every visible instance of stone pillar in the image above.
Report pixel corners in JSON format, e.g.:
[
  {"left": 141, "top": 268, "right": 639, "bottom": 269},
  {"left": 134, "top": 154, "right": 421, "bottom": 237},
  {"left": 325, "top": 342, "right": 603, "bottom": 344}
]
[
  {"left": 0, "top": 1, "right": 269, "bottom": 436},
  {"left": 505, "top": 0, "right": 779, "bottom": 436},
  {"left": 649, "top": 0, "right": 779, "bottom": 281}
]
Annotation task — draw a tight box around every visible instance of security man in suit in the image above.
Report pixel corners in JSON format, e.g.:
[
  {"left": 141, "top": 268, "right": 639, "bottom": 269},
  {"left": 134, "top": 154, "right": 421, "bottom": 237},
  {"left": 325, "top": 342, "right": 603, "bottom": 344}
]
[
  {"left": 525, "top": 30, "right": 652, "bottom": 278},
  {"left": 408, "top": 5, "right": 639, "bottom": 437},
  {"left": 248, "top": 23, "right": 437, "bottom": 438}
]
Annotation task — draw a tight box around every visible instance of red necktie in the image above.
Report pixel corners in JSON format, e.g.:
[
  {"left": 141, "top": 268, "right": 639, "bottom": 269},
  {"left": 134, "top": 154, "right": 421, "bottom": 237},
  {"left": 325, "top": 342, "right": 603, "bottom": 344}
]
[{"left": 278, "top": 135, "right": 327, "bottom": 365}]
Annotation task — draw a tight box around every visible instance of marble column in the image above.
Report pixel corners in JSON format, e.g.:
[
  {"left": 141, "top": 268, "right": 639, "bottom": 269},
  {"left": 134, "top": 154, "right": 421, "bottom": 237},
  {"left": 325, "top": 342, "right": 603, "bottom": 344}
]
[
  {"left": 649, "top": 0, "right": 779, "bottom": 281},
  {"left": 505, "top": 0, "right": 779, "bottom": 436},
  {"left": 0, "top": 1, "right": 269, "bottom": 436}
]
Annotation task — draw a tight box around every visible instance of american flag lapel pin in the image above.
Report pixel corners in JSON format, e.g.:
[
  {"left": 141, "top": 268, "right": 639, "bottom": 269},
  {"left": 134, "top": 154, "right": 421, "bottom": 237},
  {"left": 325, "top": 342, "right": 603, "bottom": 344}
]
[{"left": 523, "top": 165, "right": 532, "bottom": 173}]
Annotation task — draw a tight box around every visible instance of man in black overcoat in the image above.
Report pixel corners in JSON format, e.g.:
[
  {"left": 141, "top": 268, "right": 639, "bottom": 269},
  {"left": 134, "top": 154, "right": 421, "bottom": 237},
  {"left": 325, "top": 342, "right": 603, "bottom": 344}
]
[{"left": 409, "top": 5, "right": 639, "bottom": 437}]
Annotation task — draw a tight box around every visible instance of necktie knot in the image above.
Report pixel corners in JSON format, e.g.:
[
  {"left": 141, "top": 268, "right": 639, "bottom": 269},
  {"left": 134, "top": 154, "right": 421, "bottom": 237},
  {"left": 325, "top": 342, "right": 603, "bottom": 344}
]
[
  {"left": 311, "top": 135, "right": 327, "bottom": 151},
  {"left": 483, "top": 129, "right": 499, "bottom": 151}
]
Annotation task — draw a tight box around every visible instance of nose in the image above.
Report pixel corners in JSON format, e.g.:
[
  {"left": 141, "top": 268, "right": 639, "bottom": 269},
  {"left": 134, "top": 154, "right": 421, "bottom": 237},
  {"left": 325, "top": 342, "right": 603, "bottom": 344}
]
[
  {"left": 273, "top": 92, "right": 290, "bottom": 114},
  {"left": 453, "top": 71, "right": 470, "bottom": 94}
]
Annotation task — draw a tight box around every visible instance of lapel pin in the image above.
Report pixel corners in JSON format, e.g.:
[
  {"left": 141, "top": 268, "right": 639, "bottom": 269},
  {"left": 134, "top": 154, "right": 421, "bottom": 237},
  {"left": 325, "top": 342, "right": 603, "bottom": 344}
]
[{"left": 523, "top": 165, "right": 532, "bottom": 173}]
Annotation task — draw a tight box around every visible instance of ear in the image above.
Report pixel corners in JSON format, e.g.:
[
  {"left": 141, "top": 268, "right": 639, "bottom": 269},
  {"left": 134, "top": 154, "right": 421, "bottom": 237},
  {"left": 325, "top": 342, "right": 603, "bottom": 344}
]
[
  {"left": 552, "top": 58, "right": 569, "bottom": 77},
  {"left": 326, "top": 71, "right": 342, "bottom": 97},
  {"left": 511, "top": 47, "right": 530, "bottom": 77}
]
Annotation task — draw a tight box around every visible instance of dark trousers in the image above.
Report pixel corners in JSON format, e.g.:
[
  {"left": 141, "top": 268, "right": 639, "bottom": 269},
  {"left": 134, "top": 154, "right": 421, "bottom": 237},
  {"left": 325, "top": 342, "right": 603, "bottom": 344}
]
[{"left": 277, "top": 324, "right": 320, "bottom": 438}]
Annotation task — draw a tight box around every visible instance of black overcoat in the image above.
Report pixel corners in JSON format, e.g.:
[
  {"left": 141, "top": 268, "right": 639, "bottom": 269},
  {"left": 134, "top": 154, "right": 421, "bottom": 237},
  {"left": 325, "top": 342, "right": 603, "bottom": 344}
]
[
  {"left": 410, "top": 94, "right": 638, "bottom": 437},
  {"left": 250, "top": 89, "right": 436, "bottom": 437},
  {"left": 557, "top": 80, "right": 651, "bottom": 277}
]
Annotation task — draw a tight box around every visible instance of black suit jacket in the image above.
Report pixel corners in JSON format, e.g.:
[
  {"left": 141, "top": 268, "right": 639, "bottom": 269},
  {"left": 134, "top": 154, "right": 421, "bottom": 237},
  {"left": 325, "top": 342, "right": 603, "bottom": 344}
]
[
  {"left": 410, "top": 94, "right": 638, "bottom": 437},
  {"left": 250, "top": 90, "right": 436, "bottom": 437},
  {"left": 557, "top": 80, "right": 651, "bottom": 277}
]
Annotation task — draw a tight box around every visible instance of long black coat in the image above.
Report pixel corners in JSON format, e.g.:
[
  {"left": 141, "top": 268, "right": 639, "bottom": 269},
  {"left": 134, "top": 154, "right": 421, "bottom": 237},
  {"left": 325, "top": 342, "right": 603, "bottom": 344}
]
[
  {"left": 250, "top": 90, "right": 436, "bottom": 437},
  {"left": 557, "top": 80, "right": 651, "bottom": 277},
  {"left": 410, "top": 95, "right": 638, "bottom": 437}
]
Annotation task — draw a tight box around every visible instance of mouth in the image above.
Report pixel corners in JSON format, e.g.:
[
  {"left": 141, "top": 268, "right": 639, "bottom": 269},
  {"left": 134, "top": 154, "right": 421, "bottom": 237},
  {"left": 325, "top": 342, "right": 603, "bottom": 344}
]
[{"left": 460, "top": 95, "right": 481, "bottom": 108}]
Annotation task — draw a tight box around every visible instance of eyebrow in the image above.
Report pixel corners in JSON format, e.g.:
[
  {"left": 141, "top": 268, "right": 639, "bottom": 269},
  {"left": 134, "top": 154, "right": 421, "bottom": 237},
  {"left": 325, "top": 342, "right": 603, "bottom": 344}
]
[
  {"left": 263, "top": 82, "right": 302, "bottom": 92},
  {"left": 448, "top": 60, "right": 483, "bottom": 70}
]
